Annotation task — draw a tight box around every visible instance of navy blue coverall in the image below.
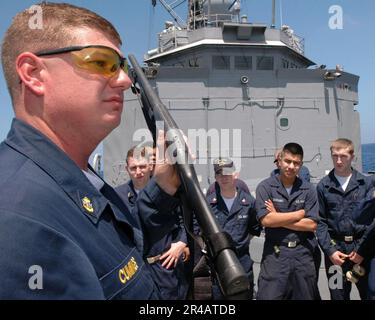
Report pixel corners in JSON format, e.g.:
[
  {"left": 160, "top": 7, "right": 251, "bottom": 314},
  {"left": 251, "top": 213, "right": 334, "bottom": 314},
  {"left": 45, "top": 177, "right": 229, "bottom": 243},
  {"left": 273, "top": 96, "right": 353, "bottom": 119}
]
[
  {"left": 316, "top": 169, "right": 374, "bottom": 300},
  {"left": 350, "top": 188, "right": 375, "bottom": 299},
  {"left": 0, "top": 119, "right": 180, "bottom": 299},
  {"left": 205, "top": 183, "right": 261, "bottom": 299},
  {"left": 256, "top": 174, "right": 320, "bottom": 300},
  {"left": 116, "top": 180, "right": 188, "bottom": 299}
]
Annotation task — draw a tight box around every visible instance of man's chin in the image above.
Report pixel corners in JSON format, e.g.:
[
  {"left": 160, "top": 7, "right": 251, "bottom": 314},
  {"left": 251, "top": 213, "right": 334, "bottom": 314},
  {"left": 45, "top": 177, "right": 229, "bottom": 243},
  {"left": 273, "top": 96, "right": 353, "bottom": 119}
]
[
  {"left": 284, "top": 172, "right": 297, "bottom": 178},
  {"left": 102, "top": 114, "right": 122, "bottom": 132}
]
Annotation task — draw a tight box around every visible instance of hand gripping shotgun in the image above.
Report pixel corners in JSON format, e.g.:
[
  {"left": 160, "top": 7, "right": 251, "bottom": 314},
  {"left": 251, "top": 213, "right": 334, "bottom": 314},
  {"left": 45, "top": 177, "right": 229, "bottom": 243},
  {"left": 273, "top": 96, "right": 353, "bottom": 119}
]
[{"left": 128, "top": 54, "right": 250, "bottom": 299}]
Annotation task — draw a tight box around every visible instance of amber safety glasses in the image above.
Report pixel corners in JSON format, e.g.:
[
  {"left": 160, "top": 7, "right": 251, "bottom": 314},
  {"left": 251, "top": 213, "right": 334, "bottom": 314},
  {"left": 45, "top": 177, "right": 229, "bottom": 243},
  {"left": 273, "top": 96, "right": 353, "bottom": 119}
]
[{"left": 35, "top": 45, "right": 128, "bottom": 78}]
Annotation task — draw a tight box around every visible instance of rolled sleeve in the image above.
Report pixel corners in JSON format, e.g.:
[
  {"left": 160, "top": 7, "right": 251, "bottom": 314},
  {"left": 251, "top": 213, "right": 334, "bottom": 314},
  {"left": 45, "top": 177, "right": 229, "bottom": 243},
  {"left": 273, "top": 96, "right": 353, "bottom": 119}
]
[
  {"left": 136, "top": 178, "right": 181, "bottom": 247},
  {"left": 141, "top": 178, "right": 180, "bottom": 214},
  {"left": 303, "top": 186, "right": 319, "bottom": 222},
  {"left": 255, "top": 182, "right": 271, "bottom": 221}
]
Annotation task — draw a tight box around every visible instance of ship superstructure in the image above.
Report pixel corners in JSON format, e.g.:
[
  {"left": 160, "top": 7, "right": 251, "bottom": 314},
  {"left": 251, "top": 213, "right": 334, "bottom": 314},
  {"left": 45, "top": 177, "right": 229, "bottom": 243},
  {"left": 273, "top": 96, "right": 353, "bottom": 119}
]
[{"left": 104, "top": 0, "right": 361, "bottom": 192}]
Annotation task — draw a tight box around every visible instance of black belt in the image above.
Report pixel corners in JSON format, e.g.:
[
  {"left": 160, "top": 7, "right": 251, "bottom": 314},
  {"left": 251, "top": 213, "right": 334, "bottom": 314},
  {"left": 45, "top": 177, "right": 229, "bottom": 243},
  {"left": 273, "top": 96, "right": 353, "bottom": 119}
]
[
  {"left": 146, "top": 254, "right": 161, "bottom": 264},
  {"left": 331, "top": 234, "right": 362, "bottom": 243},
  {"left": 267, "top": 238, "right": 308, "bottom": 249},
  {"left": 278, "top": 240, "right": 300, "bottom": 248},
  {"left": 267, "top": 238, "right": 316, "bottom": 256}
]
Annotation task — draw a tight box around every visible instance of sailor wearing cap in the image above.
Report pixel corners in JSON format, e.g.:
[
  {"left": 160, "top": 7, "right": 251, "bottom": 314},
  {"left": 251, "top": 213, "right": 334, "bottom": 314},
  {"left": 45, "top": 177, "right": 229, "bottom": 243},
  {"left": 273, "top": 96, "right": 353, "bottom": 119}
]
[
  {"left": 203, "top": 157, "right": 261, "bottom": 299},
  {"left": 256, "top": 143, "right": 320, "bottom": 300}
]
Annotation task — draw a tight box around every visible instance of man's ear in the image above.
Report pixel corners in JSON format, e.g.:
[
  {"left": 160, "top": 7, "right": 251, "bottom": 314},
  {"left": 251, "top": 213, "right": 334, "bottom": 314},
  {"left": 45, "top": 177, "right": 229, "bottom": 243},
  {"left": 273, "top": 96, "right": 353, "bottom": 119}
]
[
  {"left": 233, "top": 172, "right": 239, "bottom": 180},
  {"left": 16, "top": 52, "right": 45, "bottom": 96}
]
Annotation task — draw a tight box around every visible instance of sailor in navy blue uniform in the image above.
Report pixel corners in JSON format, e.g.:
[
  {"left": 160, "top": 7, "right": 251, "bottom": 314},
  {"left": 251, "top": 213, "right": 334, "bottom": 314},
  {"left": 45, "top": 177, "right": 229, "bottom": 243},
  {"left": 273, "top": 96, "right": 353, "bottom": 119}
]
[
  {"left": 316, "top": 139, "right": 374, "bottom": 300},
  {"left": 348, "top": 189, "right": 375, "bottom": 298},
  {"left": 256, "top": 143, "right": 320, "bottom": 300},
  {"left": 116, "top": 146, "right": 189, "bottom": 299},
  {"left": 203, "top": 158, "right": 261, "bottom": 299},
  {"left": 0, "top": 3, "right": 181, "bottom": 299},
  {"left": 349, "top": 189, "right": 375, "bottom": 299}
]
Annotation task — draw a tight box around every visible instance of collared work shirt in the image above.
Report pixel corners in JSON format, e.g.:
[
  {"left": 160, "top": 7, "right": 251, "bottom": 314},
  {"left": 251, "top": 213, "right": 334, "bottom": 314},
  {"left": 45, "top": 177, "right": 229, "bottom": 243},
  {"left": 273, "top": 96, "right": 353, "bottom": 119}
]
[
  {"left": 0, "top": 119, "right": 179, "bottom": 299},
  {"left": 256, "top": 174, "right": 319, "bottom": 244}
]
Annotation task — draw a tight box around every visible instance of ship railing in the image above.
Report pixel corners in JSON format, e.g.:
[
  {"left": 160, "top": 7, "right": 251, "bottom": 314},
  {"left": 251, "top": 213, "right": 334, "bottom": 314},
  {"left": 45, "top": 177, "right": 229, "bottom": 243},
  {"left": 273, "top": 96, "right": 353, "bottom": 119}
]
[
  {"left": 280, "top": 30, "right": 305, "bottom": 55},
  {"left": 206, "top": 13, "right": 238, "bottom": 27},
  {"left": 189, "top": 13, "right": 240, "bottom": 29},
  {"left": 157, "top": 27, "right": 189, "bottom": 52}
]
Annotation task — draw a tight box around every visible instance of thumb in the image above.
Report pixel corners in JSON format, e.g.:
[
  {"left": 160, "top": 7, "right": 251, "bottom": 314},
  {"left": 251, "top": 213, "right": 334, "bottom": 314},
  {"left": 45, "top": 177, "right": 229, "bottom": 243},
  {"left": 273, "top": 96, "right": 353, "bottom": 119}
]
[{"left": 340, "top": 252, "right": 348, "bottom": 259}]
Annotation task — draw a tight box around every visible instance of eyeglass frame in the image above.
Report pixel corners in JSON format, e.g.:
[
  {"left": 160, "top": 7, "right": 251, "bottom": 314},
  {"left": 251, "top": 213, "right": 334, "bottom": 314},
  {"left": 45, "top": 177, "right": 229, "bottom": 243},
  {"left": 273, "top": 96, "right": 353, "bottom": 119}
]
[{"left": 34, "top": 45, "right": 128, "bottom": 75}]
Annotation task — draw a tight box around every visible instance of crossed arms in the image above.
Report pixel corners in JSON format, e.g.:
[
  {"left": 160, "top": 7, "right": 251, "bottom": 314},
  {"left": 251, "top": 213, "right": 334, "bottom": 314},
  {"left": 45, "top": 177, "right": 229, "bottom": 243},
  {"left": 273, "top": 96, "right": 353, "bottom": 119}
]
[{"left": 260, "top": 200, "right": 317, "bottom": 232}]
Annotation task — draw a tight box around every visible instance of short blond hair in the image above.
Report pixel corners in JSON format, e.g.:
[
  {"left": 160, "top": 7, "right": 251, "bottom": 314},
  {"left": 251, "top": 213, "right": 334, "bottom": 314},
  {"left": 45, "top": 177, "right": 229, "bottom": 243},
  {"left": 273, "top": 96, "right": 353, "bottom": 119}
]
[
  {"left": 330, "top": 138, "right": 354, "bottom": 155},
  {"left": 1, "top": 2, "right": 121, "bottom": 103},
  {"left": 126, "top": 146, "right": 155, "bottom": 165}
]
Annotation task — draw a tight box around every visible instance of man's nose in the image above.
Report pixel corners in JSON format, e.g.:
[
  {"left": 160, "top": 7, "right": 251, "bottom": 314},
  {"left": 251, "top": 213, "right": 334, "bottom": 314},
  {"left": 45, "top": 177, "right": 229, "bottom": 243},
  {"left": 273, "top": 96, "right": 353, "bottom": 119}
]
[
  {"left": 135, "top": 167, "right": 142, "bottom": 174},
  {"left": 110, "top": 69, "right": 132, "bottom": 90}
]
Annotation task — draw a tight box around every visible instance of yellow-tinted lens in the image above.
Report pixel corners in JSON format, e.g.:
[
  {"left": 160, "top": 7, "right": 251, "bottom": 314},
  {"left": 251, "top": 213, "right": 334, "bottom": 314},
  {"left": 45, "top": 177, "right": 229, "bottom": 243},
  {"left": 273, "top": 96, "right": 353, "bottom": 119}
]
[{"left": 71, "top": 47, "right": 127, "bottom": 77}]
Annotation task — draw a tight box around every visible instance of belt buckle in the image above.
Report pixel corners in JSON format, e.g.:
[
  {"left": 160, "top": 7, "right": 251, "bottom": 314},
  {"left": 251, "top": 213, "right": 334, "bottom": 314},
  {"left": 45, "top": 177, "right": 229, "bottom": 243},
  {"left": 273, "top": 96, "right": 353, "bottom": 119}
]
[
  {"left": 147, "top": 254, "right": 161, "bottom": 264},
  {"left": 344, "top": 236, "right": 353, "bottom": 242},
  {"left": 287, "top": 241, "right": 297, "bottom": 248}
]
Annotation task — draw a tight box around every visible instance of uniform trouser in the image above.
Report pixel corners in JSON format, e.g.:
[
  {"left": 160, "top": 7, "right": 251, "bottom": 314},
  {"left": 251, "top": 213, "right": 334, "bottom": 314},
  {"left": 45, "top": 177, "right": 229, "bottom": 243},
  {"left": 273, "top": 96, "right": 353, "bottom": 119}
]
[
  {"left": 324, "top": 241, "right": 369, "bottom": 300},
  {"left": 313, "top": 245, "right": 322, "bottom": 300},
  {"left": 257, "top": 242, "right": 319, "bottom": 300},
  {"left": 150, "top": 259, "right": 189, "bottom": 300}
]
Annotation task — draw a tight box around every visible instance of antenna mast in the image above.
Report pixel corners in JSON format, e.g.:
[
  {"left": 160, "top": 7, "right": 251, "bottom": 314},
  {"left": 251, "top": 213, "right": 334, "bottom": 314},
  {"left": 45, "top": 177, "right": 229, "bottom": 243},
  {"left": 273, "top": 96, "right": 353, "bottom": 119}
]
[
  {"left": 154, "top": 0, "right": 188, "bottom": 29},
  {"left": 271, "top": 0, "right": 276, "bottom": 28}
]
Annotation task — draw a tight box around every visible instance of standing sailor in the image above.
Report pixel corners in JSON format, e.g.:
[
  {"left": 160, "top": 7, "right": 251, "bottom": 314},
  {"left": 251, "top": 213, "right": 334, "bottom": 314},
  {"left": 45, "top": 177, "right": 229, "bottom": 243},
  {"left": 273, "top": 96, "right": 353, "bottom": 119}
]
[
  {"left": 316, "top": 139, "right": 374, "bottom": 300},
  {"left": 199, "top": 157, "right": 261, "bottom": 299},
  {"left": 256, "top": 143, "right": 320, "bottom": 300},
  {"left": 116, "top": 146, "right": 189, "bottom": 299}
]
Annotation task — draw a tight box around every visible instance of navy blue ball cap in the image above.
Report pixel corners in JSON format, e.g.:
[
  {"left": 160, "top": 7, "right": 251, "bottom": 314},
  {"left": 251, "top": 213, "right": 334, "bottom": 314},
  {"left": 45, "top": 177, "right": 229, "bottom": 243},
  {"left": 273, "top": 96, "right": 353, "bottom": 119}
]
[{"left": 213, "top": 157, "right": 235, "bottom": 175}]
